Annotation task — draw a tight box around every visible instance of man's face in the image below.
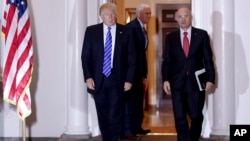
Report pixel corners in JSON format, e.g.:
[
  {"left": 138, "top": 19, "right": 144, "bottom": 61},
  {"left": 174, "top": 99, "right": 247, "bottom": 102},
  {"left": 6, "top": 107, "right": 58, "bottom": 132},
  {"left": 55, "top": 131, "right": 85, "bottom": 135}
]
[
  {"left": 101, "top": 9, "right": 116, "bottom": 26},
  {"left": 139, "top": 7, "right": 151, "bottom": 24},
  {"left": 175, "top": 8, "right": 192, "bottom": 30}
]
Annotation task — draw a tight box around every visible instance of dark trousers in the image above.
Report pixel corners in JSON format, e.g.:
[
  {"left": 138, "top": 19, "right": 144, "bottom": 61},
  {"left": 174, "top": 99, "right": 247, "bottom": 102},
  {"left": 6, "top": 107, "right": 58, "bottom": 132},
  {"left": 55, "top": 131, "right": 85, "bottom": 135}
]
[
  {"left": 121, "top": 90, "right": 134, "bottom": 136},
  {"left": 121, "top": 78, "right": 144, "bottom": 136},
  {"left": 93, "top": 74, "right": 123, "bottom": 141},
  {"left": 131, "top": 79, "right": 145, "bottom": 133},
  {"left": 172, "top": 79, "right": 205, "bottom": 141}
]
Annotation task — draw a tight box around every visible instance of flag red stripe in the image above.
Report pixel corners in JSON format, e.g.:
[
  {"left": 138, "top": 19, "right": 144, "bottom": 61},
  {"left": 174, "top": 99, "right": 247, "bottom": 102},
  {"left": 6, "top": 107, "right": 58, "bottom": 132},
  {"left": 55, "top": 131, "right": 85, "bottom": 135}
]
[
  {"left": 4, "top": 41, "right": 18, "bottom": 101},
  {"left": 23, "top": 93, "right": 31, "bottom": 109},
  {"left": 17, "top": 35, "right": 32, "bottom": 70},
  {"left": 2, "top": 4, "right": 18, "bottom": 88},
  {"left": 2, "top": 0, "right": 33, "bottom": 120},
  {"left": 16, "top": 65, "right": 32, "bottom": 97},
  {"left": 4, "top": 5, "right": 16, "bottom": 40}
]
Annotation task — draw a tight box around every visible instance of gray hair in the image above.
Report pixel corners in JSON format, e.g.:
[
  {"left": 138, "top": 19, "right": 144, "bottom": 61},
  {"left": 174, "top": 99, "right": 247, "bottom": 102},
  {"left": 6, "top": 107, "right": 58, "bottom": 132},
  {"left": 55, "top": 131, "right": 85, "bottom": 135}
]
[{"left": 136, "top": 4, "right": 150, "bottom": 17}]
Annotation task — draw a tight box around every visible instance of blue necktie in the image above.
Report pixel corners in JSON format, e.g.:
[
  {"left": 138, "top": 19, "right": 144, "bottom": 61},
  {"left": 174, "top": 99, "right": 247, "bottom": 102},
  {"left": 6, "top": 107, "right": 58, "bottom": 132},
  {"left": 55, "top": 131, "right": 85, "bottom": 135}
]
[{"left": 103, "top": 27, "right": 112, "bottom": 77}]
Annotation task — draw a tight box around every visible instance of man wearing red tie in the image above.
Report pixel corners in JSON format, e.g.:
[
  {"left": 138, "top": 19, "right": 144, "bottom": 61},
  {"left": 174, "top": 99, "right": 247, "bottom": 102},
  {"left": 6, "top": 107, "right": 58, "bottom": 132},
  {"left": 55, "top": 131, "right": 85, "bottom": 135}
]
[{"left": 161, "top": 7, "right": 216, "bottom": 141}]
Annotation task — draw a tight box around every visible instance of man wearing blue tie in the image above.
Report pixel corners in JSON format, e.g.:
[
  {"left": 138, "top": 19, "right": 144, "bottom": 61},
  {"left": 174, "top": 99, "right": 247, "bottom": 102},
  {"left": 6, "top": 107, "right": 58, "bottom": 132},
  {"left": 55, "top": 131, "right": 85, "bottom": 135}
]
[{"left": 81, "top": 2, "right": 136, "bottom": 141}]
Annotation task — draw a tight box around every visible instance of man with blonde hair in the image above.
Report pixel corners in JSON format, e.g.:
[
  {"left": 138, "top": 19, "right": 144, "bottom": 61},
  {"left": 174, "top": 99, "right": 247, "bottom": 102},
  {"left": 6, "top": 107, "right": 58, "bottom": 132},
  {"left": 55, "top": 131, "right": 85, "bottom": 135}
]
[{"left": 81, "top": 2, "right": 136, "bottom": 141}]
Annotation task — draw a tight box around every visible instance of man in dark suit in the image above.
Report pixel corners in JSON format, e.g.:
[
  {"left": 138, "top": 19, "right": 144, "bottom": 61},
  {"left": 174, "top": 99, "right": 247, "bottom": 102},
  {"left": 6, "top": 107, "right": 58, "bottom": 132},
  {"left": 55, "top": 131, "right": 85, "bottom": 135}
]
[
  {"left": 161, "top": 7, "right": 215, "bottom": 141},
  {"left": 120, "top": 4, "right": 151, "bottom": 140},
  {"left": 81, "top": 3, "right": 136, "bottom": 141}
]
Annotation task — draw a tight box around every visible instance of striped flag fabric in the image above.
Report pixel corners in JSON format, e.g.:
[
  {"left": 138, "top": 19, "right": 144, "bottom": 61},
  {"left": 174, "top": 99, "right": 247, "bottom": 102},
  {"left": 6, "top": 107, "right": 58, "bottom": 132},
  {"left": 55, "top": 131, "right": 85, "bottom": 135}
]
[{"left": 1, "top": 0, "right": 33, "bottom": 120}]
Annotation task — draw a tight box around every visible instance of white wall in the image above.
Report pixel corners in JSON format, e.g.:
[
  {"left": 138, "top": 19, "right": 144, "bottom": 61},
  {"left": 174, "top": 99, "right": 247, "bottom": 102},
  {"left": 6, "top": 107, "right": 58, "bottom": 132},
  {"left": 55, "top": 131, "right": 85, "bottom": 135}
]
[
  {"left": 0, "top": 0, "right": 67, "bottom": 137},
  {"left": 193, "top": 0, "right": 250, "bottom": 134},
  {"left": 0, "top": 0, "right": 250, "bottom": 138},
  {"left": 28, "top": 0, "right": 67, "bottom": 137},
  {"left": 235, "top": 0, "right": 250, "bottom": 124}
]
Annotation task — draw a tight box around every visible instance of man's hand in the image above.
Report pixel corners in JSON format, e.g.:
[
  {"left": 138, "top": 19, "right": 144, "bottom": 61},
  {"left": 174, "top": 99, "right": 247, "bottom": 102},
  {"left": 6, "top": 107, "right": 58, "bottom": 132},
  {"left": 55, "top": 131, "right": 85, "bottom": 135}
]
[
  {"left": 163, "top": 81, "right": 171, "bottom": 95},
  {"left": 124, "top": 82, "right": 132, "bottom": 91},
  {"left": 142, "top": 78, "right": 147, "bottom": 84},
  {"left": 142, "top": 78, "right": 148, "bottom": 91},
  {"left": 86, "top": 78, "right": 95, "bottom": 90},
  {"left": 205, "top": 81, "right": 215, "bottom": 94}
]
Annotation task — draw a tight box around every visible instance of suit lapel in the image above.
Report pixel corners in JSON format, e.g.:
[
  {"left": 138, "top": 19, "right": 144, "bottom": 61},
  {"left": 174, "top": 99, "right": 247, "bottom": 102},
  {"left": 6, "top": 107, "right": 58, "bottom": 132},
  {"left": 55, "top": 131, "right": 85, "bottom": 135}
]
[
  {"left": 189, "top": 27, "right": 198, "bottom": 56},
  {"left": 134, "top": 19, "right": 145, "bottom": 40},
  {"left": 135, "top": 19, "right": 148, "bottom": 49},
  {"left": 113, "top": 24, "right": 123, "bottom": 61},
  {"left": 175, "top": 29, "right": 184, "bottom": 55},
  {"left": 98, "top": 23, "right": 105, "bottom": 55}
]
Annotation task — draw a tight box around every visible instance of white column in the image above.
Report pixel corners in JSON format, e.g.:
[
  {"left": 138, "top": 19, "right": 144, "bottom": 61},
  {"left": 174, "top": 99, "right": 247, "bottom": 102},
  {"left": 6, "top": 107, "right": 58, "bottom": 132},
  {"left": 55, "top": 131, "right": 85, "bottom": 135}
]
[
  {"left": 211, "top": 0, "right": 235, "bottom": 136},
  {"left": 0, "top": 0, "right": 4, "bottom": 79},
  {"left": 86, "top": 0, "right": 104, "bottom": 137},
  {"left": 192, "top": 0, "right": 214, "bottom": 138},
  {"left": 62, "top": 0, "right": 90, "bottom": 138}
]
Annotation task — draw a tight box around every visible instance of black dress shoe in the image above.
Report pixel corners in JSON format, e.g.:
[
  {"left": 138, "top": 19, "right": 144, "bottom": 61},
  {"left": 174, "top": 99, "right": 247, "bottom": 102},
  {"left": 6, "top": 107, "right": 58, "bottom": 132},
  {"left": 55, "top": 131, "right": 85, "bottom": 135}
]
[
  {"left": 136, "top": 129, "right": 151, "bottom": 135},
  {"left": 120, "top": 135, "right": 141, "bottom": 140}
]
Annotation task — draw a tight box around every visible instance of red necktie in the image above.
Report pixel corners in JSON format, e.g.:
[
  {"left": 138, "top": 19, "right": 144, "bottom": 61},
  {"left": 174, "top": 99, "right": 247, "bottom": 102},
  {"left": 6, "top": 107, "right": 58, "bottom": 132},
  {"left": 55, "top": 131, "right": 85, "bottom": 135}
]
[{"left": 183, "top": 32, "right": 189, "bottom": 57}]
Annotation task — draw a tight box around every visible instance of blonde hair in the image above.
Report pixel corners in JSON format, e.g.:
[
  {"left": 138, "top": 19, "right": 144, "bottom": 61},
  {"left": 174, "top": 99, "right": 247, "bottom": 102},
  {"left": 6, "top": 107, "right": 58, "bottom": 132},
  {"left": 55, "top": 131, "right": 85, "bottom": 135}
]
[{"left": 99, "top": 2, "right": 117, "bottom": 16}]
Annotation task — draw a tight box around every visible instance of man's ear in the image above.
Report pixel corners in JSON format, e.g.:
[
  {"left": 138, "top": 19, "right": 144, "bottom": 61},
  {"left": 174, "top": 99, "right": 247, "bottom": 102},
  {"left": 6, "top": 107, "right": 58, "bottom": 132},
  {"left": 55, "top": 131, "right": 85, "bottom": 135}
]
[{"left": 174, "top": 11, "right": 178, "bottom": 21}]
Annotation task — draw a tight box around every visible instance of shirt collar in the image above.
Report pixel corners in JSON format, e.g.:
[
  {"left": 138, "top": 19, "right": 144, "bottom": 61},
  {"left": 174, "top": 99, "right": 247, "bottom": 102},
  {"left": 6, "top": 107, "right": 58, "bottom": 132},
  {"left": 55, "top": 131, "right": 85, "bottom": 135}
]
[
  {"left": 137, "top": 18, "right": 144, "bottom": 28},
  {"left": 103, "top": 23, "right": 116, "bottom": 30},
  {"left": 180, "top": 27, "right": 192, "bottom": 35}
]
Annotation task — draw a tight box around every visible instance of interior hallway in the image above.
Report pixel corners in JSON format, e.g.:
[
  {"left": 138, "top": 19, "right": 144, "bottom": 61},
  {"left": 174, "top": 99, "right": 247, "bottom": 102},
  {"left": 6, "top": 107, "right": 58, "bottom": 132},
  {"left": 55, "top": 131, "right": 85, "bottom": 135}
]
[{"left": 142, "top": 96, "right": 176, "bottom": 135}]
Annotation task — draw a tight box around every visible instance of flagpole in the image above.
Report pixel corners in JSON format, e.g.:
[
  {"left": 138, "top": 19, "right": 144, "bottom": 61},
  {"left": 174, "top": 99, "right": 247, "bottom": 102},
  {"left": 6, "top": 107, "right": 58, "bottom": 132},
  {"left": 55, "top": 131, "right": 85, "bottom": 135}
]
[{"left": 22, "top": 119, "right": 26, "bottom": 141}]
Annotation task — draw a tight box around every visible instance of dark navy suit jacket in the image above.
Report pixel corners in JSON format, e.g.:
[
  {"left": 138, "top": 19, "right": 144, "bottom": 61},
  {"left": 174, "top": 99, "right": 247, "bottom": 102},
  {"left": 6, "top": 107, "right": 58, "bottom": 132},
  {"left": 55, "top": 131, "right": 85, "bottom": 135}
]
[
  {"left": 162, "top": 27, "right": 215, "bottom": 92},
  {"left": 81, "top": 23, "right": 136, "bottom": 94},
  {"left": 126, "top": 18, "right": 148, "bottom": 79}
]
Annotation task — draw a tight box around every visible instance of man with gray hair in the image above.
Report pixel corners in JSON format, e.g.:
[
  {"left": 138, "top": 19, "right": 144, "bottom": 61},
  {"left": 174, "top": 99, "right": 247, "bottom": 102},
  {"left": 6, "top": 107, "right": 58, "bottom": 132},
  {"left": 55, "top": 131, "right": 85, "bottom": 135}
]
[
  {"left": 120, "top": 3, "right": 151, "bottom": 140},
  {"left": 162, "top": 7, "right": 215, "bottom": 141}
]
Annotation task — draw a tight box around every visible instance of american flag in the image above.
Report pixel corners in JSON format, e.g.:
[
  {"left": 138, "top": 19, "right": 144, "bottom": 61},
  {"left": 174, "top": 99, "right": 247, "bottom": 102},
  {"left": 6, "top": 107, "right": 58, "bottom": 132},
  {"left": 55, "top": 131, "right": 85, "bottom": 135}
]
[{"left": 1, "top": 0, "right": 33, "bottom": 120}]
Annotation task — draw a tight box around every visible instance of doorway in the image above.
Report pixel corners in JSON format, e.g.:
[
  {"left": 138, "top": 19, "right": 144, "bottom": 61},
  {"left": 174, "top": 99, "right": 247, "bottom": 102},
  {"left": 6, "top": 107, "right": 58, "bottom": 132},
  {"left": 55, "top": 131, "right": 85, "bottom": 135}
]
[
  {"left": 143, "top": 4, "right": 191, "bottom": 134},
  {"left": 155, "top": 3, "right": 191, "bottom": 109}
]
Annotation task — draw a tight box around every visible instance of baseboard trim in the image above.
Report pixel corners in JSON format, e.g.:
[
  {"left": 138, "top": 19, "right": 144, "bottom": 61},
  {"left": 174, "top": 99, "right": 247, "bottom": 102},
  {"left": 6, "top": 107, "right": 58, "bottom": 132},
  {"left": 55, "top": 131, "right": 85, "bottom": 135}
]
[{"left": 0, "top": 137, "right": 58, "bottom": 141}]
